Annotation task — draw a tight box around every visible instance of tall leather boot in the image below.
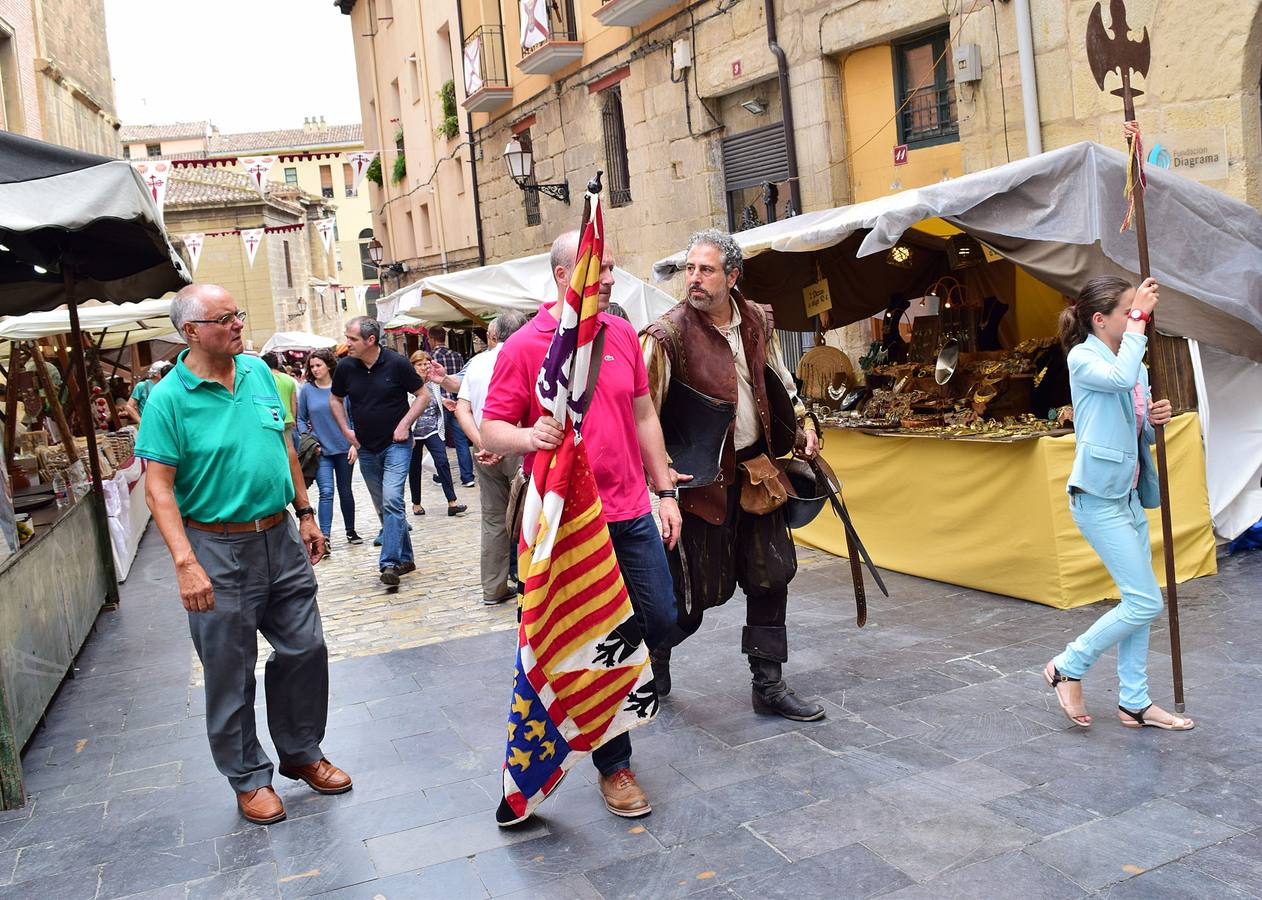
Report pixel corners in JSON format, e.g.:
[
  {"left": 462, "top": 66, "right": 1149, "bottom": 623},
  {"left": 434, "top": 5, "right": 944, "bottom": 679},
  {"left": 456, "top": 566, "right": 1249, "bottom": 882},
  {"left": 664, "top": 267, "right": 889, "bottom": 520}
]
[
  {"left": 649, "top": 647, "right": 671, "bottom": 697},
  {"left": 743, "top": 625, "right": 825, "bottom": 722}
]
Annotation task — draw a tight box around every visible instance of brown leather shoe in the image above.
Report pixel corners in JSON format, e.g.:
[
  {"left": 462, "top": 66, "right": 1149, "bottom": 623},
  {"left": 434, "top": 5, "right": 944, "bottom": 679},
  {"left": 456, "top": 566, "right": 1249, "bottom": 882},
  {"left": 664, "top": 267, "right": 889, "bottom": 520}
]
[
  {"left": 278, "top": 757, "right": 353, "bottom": 794},
  {"left": 237, "top": 786, "right": 285, "bottom": 824},
  {"left": 598, "top": 768, "right": 651, "bottom": 818}
]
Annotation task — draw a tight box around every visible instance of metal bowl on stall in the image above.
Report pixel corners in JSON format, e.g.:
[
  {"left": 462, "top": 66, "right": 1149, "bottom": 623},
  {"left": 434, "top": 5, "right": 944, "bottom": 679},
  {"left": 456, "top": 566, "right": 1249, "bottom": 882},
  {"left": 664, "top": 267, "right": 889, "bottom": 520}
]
[{"left": 934, "top": 339, "right": 961, "bottom": 385}]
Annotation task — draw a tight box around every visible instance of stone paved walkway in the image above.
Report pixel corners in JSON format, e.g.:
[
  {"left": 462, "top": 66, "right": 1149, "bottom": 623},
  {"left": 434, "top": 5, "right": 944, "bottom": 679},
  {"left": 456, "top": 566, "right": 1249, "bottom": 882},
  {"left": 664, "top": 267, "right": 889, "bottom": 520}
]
[{"left": 3, "top": 475, "right": 1261, "bottom": 898}]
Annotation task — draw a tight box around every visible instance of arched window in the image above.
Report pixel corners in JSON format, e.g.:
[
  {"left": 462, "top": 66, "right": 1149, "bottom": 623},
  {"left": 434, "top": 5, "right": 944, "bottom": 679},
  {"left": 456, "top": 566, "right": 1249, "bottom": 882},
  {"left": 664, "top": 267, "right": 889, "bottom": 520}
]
[{"left": 358, "top": 229, "right": 376, "bottom": 280}]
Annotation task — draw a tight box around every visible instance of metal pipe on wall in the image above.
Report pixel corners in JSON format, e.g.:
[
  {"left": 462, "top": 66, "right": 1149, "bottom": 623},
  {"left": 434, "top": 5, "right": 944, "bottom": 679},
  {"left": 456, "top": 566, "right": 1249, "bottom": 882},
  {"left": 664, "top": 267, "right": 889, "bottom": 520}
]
[
  {"left": 764, "top": 0, "right": 802, "bottom": 214},
  {"left": 1013, "top": 0, "right": 1043, "bottom": 156}
]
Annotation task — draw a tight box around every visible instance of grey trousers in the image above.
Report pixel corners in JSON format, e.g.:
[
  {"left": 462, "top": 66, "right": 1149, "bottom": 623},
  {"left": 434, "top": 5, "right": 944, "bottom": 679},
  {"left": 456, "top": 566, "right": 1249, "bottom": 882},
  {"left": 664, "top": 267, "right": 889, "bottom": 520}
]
[
  {"left": 475, "top": 454, "right": 522, "bottom": 600},
  {"left": 186, "top": 516, "right": 329, "bottom": 793}
]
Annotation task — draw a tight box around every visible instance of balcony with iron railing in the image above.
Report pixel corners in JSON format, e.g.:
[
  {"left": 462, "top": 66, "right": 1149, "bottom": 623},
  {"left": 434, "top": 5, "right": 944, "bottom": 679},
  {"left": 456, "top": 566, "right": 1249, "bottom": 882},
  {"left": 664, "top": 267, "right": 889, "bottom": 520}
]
[
  {"left": 593, "top": 0, "right": 679, "bottom": 28},
  {"left": 899, "top": 84, "right": 959, "bottom": 147},
  {"left": 462, "top": 24, "right": 514, "bottom": 113},
  {"left": 517, "top": 0, "right": 583, "bottom": 76}
]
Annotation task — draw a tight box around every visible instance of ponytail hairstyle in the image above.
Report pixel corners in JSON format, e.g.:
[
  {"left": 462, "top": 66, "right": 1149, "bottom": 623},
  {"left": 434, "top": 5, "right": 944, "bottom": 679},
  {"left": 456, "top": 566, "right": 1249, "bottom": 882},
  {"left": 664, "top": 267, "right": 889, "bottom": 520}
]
[{"left": 1058, "top": 275, "right": 1133, "bottom": 352}]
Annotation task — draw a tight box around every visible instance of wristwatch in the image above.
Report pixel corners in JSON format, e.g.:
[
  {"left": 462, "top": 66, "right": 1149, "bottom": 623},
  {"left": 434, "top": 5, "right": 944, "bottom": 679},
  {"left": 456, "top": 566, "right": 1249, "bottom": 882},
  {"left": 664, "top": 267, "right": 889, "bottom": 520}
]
[
  {"left": 1128, "top": 308, "right": 1151, "bottom": 323},
  {"left": 294, "top": 505, "right": 315, "bottom": 519}
]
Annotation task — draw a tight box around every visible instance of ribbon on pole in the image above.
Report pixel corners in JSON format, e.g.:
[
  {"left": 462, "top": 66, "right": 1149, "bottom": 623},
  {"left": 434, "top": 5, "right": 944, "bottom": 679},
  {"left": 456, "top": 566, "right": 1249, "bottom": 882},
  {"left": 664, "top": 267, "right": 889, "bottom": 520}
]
[
  {"left": 495, "top": 174, "right": 656, "bottom": 827},
  {"left": 239, "top": 156, "right": 276, "bottom": 198},
  {"left": 315, "top": 217, "right": 336, "bottom": 254},
  {"left": 345, "top": 151, "right": 377, "bottom": 196},
  {"left": 240, "top": 228, "right": 265, "bottom": 268},
  {"left": 183, "top": 233, "right": 205, "bottom": 274},
  {"left": 131, "top": 161, "right": 172, "bottom": 220}
]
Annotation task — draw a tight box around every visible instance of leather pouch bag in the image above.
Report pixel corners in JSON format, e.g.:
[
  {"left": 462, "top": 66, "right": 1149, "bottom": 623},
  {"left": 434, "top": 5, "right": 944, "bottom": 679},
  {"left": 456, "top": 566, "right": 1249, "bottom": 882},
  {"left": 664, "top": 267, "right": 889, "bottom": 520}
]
[
  {"left": 506, "top": 470, "right": 529, "bottom": 544},
  {"left": 737, "top": 453, "right": 788, "bottom": 515}
]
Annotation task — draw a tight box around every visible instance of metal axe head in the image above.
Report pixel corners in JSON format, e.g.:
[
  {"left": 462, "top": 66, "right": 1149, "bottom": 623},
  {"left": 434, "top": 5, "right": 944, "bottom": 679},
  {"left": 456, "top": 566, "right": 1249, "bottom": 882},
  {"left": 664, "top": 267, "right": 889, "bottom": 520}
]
[{"left": 1086, "top": 0, "right": 1152, "bottom": 93}]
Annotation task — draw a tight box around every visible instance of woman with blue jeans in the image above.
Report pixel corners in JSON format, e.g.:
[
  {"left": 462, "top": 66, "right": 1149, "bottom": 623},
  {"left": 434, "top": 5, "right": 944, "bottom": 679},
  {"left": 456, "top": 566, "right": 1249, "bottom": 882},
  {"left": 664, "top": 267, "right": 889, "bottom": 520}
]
[
  {"left": 298, "top": 350, "right": 362, "bottom": 549},
  {"left": 1046, "top": 275, "right": 1193, "bottom": 731},
  {"left": 408, "top": 351, "right": 466, "bottom": 517}
]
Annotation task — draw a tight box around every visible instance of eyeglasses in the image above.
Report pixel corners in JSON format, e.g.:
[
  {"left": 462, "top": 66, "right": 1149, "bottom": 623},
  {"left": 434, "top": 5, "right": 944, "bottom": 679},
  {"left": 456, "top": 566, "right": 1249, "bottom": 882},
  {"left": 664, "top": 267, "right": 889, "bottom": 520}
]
[{"left": 188, "top": 311, "right": 247, "bottom": 326}]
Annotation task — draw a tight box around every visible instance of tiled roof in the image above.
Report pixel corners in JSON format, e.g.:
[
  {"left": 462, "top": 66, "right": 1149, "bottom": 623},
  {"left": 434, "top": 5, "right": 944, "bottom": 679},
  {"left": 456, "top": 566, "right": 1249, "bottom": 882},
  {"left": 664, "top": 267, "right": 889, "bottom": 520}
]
[
  {"left": 165, "top": 167, "right": 307, "bottom": 216},
  {"left": 209, "top": 124, "right": 363, "bottom": 154},
  {"left": 119, "top": 120, "right": 210, "bottom": 143}
]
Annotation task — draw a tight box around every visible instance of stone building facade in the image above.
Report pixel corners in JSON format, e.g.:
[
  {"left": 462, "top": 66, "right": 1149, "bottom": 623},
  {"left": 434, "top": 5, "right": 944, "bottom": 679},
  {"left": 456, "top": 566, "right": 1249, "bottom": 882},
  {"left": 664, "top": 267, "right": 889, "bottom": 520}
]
[
  {"left": 0, "top": 0, "right": 119, "bottom": 152},
  {"left": 119, "top": 118, "right": 378, "bottom": 328},
  {"left": 163, "top": 169, "right": 345, "bottom": 349},
  {"left": 452, "top": 0, "right": 1262, "bottom": 285},
  {"left": 335, "top": 0, "right": 483, "bottom": 299}
]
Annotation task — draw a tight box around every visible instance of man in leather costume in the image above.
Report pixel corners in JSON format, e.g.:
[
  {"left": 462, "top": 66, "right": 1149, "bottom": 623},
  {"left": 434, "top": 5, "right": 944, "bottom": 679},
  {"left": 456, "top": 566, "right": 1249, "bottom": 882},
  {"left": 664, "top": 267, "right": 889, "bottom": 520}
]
[{"left": 642, "top": 228, "right": 825, "bottom": 722}]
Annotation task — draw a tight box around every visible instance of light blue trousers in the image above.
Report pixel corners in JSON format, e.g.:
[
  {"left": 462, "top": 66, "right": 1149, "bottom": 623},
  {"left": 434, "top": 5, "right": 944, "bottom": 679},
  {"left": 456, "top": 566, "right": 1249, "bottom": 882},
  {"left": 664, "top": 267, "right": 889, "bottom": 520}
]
[{"left": 1054, "top": 489, "right": 1164, "bottom": 710}]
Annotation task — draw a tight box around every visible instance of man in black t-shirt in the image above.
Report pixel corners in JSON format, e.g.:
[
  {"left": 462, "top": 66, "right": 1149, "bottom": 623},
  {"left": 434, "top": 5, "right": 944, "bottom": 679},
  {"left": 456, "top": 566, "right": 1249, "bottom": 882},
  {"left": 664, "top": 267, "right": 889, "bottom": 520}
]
[{"left": 329, "top": 317, "right": 428, "bottom": 585}]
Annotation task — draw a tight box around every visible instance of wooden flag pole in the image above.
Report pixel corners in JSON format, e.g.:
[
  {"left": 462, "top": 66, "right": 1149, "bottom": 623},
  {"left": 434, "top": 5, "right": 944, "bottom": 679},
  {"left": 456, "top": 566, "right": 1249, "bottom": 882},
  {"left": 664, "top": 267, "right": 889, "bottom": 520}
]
[{"left": 1086, "top": 0, "right": 1184, "bottom": 711}]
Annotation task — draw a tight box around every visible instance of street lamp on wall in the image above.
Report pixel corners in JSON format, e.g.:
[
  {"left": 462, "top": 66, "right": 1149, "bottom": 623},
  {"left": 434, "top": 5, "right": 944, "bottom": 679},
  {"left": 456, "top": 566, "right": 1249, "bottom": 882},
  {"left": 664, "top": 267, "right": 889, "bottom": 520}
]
[
  {"left": 366, "top": 237, "right": 405, "bottom": 280},
  {"left": 503, "top": 138, "right": 570, "bottom": 204}
]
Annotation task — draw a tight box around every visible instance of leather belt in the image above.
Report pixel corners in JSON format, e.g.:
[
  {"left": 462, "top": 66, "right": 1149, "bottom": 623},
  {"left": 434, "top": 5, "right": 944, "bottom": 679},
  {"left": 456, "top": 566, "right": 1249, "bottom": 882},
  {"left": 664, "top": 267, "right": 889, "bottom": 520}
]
[{"left": 185, "top": 511, "right": 287, "bottom": 535}]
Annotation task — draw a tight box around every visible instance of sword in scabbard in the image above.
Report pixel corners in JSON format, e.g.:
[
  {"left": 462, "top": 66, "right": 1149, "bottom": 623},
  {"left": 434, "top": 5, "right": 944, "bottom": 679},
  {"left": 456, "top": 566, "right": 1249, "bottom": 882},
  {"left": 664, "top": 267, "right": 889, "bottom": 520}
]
[{"left": 806, "top": 454, "right": 886, "bottom": 627}]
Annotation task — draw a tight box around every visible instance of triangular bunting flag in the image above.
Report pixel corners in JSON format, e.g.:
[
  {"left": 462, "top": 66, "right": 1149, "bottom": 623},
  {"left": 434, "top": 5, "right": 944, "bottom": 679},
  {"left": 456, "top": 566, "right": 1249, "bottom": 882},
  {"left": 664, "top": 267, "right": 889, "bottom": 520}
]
[
  {"left": 315, "top": 217, "right": 335, "bottom": 254},
  {"left": 183, "top": 233, "right": 205, "bottom": 273},
  {"left": 132, "top": 161, "right": 172, "bottom": 220},
  {"left": 346, "top": 151, "right": 377, "bottom": 196},
  {"left": 239, "top": 156, "right": 275, "bottom": 198},
  {"left": 354, "top": 284, "right": 368, "bottom": 311},
  {"left": 240, "top": 228, "right": 265, "bottom": 268}
]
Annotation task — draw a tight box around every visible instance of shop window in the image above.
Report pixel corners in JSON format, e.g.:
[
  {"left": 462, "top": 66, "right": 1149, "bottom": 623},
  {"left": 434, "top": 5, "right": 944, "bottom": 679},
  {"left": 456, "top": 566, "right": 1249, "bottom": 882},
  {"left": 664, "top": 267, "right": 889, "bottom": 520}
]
[
  {"left": 146, "top": 143, "right": 161, "bottom": 157},
  {"left": 517, "top": 129, "right": 541, "bottom": 227},
  {"left": 601, "top": 85, "right": 632, "bottom": 208},
  {"left": 893, "top": 27, "right": 958, "bottom": 148},
  {"left": 284, "top": 167, "right": 299, "bottom": 185}
]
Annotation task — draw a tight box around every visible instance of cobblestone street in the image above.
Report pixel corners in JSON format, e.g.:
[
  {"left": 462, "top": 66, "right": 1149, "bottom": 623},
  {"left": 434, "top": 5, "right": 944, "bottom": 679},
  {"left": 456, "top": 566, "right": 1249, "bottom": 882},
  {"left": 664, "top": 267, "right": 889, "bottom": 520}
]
[{"left": 4, "top": 452, "right": 1261, "bottom": 898}]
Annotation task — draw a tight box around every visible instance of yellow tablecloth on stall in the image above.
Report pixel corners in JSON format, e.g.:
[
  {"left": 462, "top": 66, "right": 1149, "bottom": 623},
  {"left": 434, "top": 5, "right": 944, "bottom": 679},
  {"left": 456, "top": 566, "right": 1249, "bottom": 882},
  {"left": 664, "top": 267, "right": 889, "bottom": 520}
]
[{"left": 794, "top": 413, "right": 1217, "bottom": 609}]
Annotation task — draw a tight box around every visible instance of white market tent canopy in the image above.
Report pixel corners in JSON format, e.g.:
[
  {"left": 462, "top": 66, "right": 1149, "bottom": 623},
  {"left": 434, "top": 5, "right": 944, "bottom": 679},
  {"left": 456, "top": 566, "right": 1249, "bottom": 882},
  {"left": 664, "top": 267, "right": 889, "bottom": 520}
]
[
  {"left": 376, "top": 253, "right": 678, "bottom": 333},
  {"left": 655, "top": 141, "right": 1262, "bottom": 540},
  {"left": 654, "top": 142, "right": 1262, "bottom": 362},
  {"left": 0, "top": 298, "right": 179, "bottom": 348},
  {"left": 260, "top": 331, "right": 339, "bottom": 354}
]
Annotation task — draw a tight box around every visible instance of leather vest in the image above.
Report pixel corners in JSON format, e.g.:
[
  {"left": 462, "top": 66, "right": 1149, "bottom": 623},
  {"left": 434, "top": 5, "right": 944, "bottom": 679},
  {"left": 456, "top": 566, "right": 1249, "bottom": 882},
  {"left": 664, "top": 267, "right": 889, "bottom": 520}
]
[{"left": 646, "top": 289, "right": 777, "bottom": 524}]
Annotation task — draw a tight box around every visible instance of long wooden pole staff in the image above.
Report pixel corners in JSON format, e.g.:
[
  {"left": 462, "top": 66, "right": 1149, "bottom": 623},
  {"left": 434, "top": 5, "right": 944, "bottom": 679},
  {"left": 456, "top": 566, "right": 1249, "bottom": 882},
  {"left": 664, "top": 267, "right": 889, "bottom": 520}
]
[{"left": 1086, "top": 0, "right": 1184, "bottom": 711}]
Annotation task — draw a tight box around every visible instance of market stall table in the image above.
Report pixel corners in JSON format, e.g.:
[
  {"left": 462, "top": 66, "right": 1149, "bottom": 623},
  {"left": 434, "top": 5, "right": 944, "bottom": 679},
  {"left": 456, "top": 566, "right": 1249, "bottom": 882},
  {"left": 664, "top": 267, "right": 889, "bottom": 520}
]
[{"left": 794, "top": 413, "right": 1216, "bottom": 609}]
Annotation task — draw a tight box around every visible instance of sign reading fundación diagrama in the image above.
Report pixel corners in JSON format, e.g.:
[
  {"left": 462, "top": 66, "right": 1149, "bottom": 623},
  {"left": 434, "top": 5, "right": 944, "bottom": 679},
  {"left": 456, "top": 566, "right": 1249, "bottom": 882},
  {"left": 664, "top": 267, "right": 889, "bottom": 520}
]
[{"left": 1146, "top": 127, "right": 1228, "bottom": 183}]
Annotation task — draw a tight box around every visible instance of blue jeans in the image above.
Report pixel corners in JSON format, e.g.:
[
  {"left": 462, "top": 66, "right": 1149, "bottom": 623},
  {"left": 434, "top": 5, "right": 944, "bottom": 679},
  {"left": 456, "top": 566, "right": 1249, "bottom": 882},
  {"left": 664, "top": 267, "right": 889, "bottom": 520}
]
[
  {"left": 1054, "top": 489, "right": 1164, "bottom": 710},
  {"left": 357, "top": 441, "right": 414, "bottom": 570},
  {"left": 446, "top": 410, "right": 475, "bottom": 484},
  {"left": 410, "top": 434, "right": 456, "bottom": 504},
  {"left": 591, "top": 512, "right": 677, "bottom": 776},
  {"left": 315, "top": 452, "right": 356, "bottom": 537}
]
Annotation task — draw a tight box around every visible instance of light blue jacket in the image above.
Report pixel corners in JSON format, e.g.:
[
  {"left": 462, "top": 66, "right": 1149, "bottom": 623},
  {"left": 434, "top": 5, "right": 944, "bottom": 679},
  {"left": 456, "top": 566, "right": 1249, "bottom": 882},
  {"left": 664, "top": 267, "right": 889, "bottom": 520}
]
[{"left": 1066, "top": 332, "right": 1160, "bottom": 508}]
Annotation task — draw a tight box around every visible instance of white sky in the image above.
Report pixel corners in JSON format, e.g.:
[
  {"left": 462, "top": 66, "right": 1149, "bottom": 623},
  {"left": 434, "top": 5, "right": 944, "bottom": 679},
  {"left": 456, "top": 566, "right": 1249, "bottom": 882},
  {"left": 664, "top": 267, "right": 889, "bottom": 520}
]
[{"left": 105, "top": 0, "right": 364, "bottom": 133}]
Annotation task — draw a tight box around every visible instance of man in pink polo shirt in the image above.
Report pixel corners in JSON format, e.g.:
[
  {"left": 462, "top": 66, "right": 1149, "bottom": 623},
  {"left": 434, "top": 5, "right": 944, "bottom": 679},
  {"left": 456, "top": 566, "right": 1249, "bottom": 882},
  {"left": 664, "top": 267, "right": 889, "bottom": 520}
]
[{"left": 481, "top": 231, "right": 680, "bottom": 821}]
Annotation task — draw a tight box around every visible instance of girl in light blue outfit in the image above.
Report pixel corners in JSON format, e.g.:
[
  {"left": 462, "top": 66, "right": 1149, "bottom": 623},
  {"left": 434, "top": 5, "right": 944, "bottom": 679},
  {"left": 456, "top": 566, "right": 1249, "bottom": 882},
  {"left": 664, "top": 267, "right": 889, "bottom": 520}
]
[{"left": 1045, "top": 275, "right": 1193, "bottom": 732}]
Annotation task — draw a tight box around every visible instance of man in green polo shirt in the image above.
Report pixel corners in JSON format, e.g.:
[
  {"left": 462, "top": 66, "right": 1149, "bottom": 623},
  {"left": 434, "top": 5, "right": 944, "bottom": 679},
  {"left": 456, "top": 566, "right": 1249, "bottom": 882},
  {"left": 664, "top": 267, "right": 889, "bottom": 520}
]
[{"left": 137, "top": 283, "right": 352, "bottom": 826}]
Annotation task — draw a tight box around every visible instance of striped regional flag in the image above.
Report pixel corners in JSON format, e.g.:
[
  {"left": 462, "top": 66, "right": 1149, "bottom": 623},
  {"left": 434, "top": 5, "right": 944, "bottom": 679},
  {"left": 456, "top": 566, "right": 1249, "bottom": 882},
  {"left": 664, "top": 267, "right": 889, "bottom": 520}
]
[{"left": 495, "top": 188, "right": 657, "bottom": 827}]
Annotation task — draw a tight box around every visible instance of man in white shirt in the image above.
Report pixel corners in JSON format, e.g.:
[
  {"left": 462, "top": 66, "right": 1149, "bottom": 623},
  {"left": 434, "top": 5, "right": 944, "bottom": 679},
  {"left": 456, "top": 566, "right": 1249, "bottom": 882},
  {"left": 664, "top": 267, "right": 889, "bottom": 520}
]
[{"left": 430, "top": 309, "right": 530, "bottom": 605}]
